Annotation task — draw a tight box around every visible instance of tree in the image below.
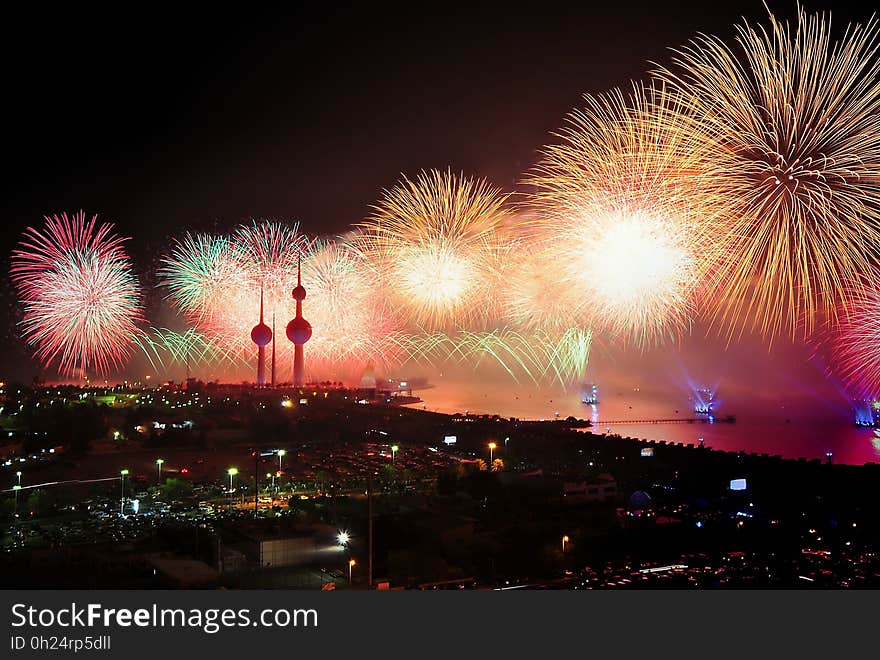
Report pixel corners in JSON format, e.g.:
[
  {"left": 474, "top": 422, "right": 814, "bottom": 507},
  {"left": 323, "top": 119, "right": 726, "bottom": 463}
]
[
  {"left": 26, "top": 489, "right": 56, "bottom": 517},
  {"left": 158, "top": 478, "right": 193, "bottom": 501}
]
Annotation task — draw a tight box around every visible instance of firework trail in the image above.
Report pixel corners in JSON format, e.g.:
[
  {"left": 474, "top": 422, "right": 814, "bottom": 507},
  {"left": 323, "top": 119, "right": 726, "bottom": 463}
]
[
  {"left": 389, "top": 326, "right": 591, "bottom": 386},
  {"left": 11, "top": 211, "right": 143, "bottom": 376},
  {"left": 136, "top": 327, "right": 246, "bottom": 374},
  {"left": 355, "top": 169, "right": 515, "bottom": 330},
  {"left": 528, "top": 82, "right": 708, "bottom": 347},
  {"left": 656, "top": 8, "right": 880, "bottom": 340}
]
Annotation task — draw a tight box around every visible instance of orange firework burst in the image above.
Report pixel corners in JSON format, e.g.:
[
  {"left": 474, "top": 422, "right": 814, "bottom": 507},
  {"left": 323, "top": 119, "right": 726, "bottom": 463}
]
[
  {"left": 528, "top": 82, "right": 710, "bottom": 346},
  {"left": 355, "top": 169, "right": 515, "bottom": 330},
  {"left": 656, "top": 8, "right": 880, "bottom": 340},
  {"left": 502, "top": 238, "right": 584, "bottom": 334}
]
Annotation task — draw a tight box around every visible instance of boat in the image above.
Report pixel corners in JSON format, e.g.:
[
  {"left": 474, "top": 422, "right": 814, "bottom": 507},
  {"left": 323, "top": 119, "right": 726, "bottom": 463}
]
[
  {"left": 693, "top": 387, "right": 715, "bottom": 415},
  {"left": 581, "top": 383, "right": 599, "bottom": 405}
]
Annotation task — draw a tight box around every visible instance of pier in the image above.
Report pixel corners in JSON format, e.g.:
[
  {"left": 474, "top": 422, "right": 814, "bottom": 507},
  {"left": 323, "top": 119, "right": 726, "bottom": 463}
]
[{"left": 595, "top": 416, "right": 735, "bottom": 425}]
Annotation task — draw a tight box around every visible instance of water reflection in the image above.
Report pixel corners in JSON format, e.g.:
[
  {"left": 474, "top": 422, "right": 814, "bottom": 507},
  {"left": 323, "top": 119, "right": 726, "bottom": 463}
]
[{"left": 409, "top": 379, "right": 880, "bottom": 465}]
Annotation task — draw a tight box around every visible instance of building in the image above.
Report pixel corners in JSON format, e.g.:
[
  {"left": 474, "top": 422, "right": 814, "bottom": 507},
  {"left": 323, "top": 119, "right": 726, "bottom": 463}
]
[{"left": 562, "top": 473, "right": 618, "bottom": 503}]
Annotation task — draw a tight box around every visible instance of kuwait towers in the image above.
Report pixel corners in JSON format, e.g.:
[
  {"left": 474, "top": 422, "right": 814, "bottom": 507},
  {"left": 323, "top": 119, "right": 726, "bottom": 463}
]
[
  {"left": 250, "top": 288, "right": 272, "bottom": 386},
  {"left": 286, "top": 256, "right": 312, "bottom": 387}
]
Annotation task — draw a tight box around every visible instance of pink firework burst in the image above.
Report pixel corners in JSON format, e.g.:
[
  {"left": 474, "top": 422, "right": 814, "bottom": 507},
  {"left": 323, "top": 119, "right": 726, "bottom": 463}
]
[
  {"left": 11, "top": 211, "right": 144, "bottom": 376},
  {"left": 827, "top": 275, "right": 880, "bottom": 397}
]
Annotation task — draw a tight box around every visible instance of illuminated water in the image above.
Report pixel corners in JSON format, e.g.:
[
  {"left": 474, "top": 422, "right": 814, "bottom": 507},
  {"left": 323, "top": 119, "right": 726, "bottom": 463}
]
[{"left": 407, "top": 378, "right": 880, "bottom": 465}]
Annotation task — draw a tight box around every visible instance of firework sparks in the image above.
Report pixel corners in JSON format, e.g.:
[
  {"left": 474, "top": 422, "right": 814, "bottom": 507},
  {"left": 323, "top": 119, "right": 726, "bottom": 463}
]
[
  {"left": 159, "top": 221, "right": 403, "bottom": 379},
  {"left": 159, "top": 221, "right": 305, "bottom": 359},
  {"left": 528, "top": 83, "right": 706, "bottom": 346},
  {"left": 159, "top": 232, "right": 238, "bottom": 323},
  {"left": 11, "top": 211, "right": 143, "bottom": 376},
  {"left": 356, "top": 169, "right": 515, "bottom": 330},
  {"left": 826, "top": 275, "right": 880, "bottom": 397},
  {"left": 301, "top": 237, "right": 403, "bottom": 374},
  {"left": 656, "top": 8, "right": 880, "bottom": 340},
  {"left": 136, "top": 327, "right": 245, "bottom": 374},
  {"left": 389, "top": 326, "right": 591, "bottom": 386}
]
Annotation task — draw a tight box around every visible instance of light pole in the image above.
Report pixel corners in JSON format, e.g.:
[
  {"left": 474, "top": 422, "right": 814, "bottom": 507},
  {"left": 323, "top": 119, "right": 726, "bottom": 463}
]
[
  {"left": 562, "top": 535, "right": 569, "bottom": 553},
  {"left": 337, "top": 531, "right": 349, "bottom": 547},
  {"left": 391, "top": 444, "right": 399, "bottom": 464},
  {"left": 16, "top": 470, "right": 21, "bottom": 487},
  {"left": 120, "top": 469, "right": 129, "bottom": 515},
  {"left": 349, "top": 558, "right": 356, "bottom": 585},
  {"left": 13, "top": 484, "right": 21, "bottom": 517},
  {"left": 277, "top": 449, "right": 286, "bottom": 472},
  {"left": 156, "top": 459, "right": 164, "bottom": 482},
  {"left": 227, "top": 467, "right": 238, "bottom": 509},
  {"left": 488, "top": 442, "right": 497, "bottom": 464}
]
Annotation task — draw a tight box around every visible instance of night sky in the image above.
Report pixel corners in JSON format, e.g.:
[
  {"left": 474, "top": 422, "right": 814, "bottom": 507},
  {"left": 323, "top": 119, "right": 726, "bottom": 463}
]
[{"left": 0, "top": 1, "right": 869, "bottom": 384}]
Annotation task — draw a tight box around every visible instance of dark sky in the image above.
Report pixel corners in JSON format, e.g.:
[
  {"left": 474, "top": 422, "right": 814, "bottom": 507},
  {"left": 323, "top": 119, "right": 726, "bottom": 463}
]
[{"left": 0, "top": 1, "right": 869, "bottom": 379}]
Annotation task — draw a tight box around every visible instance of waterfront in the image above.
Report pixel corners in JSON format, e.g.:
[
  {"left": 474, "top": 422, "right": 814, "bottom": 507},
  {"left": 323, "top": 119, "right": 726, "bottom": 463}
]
[{"left": 410, "top": 379, "right": 880, "bottom": 465}]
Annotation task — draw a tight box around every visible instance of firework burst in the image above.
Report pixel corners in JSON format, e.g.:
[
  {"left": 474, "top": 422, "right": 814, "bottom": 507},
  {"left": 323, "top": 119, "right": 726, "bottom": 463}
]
[
  {"left": 301, "top": 237, "right": 403, "bottom": 374},
  {"left": 11, "top": 211, "right": 143, "bottom": 376},
  {"left": 160, "top": 221, "right": 305, "bottom": 358},
  {"left": 233, "top": 220, "right": 308, "bottom": 300},
  {"left": 160, "top": 221, "right": 403, "bottom": 379},
  {"left": 825, "top": 274, "right": 880, "bottom": 397},
  {"left": 159, "top": 232, "right": 238, "bottom": 323},
  {"left": 356, "top": 169, "right": 515, "bottom": 330},
  {"left": 528, "top": 82, "right": 707, "bottom": 346},
  {"left": 656, "top": 8, "right": 880, "bottom": 340}
]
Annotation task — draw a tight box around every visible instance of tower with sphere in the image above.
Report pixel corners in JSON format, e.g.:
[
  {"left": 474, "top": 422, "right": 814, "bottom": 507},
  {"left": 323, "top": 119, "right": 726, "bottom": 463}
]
[
  {"left": 286, "top": 256, "right": 312, "bottom": 387},
  {"left": 251, "top": 287, "right": 272, "bottom": 386}
]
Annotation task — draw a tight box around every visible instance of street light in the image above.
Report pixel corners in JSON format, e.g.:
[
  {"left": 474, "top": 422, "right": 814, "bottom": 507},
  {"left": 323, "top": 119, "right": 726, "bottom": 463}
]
[
  {"left": 227, "top": 467, "right": 238, "bottom": 492},
  {"left": 488, "top": 442, "right": 497, "bottom": 463},
  {"left": 391, "top": 444, "right": 399, "bottom": 464},
  {"left": 156, "top": 458, "right": 164, "bottom": 482},
  {"left": 120, "top": 469, "right": 129, "bottom": 515},
  {"left": 562, "top": 535, "right": 569, "bottom": 552},
  {"left": 337, "top": 531, "right": 349, "bottom": 547},
  {"left": 16, "top": 470, "right": 22, "bottom": 487},
  {"left": 13, "top": 484, "right": 21, "bottom": 517},
  {"left": 277, "top": 449, "right": 286, "bottom": 472},
  {"left": 349, "top": 558, "right": 356, "bottom": 585}
]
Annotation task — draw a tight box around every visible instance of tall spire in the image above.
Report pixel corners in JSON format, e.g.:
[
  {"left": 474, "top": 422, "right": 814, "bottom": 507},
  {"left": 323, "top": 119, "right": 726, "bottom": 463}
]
[
  {"left": 287, "top": 250, "right": 311, "bottom": 387},
  {"left": 271, "top": 311, "right": 276, "bottom": 387},
  {"left": 251, "top": 284, "right": 272, "bottom": 386}
]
